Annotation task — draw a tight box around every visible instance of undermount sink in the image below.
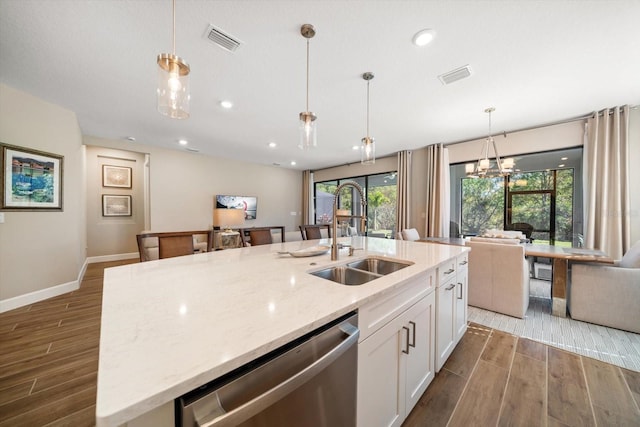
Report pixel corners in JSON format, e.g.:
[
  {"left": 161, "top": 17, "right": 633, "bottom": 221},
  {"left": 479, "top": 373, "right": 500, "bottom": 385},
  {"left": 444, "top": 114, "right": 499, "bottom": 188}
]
[
  {"left": 310, "top": 257, "right": 413, "bottom": 286},
  {"left": 346, "top": 258, "right": 412, "bottom": 276}
]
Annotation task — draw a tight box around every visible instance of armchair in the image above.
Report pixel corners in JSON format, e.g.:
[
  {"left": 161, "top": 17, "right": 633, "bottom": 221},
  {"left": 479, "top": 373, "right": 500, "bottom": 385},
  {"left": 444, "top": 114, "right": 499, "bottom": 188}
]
[
  {"left": 468, "top": 239, "right": 530, "bottom": 318},
  {"left": 569, "top": 240, "right": 640, "bottom": 333}
]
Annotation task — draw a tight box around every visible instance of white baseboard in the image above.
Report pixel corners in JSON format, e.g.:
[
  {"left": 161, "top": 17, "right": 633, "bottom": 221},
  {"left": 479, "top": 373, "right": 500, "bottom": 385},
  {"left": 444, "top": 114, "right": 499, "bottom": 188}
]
[
  {"left": 0, "top": 280, "right": 79, "bottom": 313},
  {"left": 0, "top": 253, "right": 138, "bottom": 313},
  {"left": 86, "top": 252, "right": 139, "bottom": 264}
]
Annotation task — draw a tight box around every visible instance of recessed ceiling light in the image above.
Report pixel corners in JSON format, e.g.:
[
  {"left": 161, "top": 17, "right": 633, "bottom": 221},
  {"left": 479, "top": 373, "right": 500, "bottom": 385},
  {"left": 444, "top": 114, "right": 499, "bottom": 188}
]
[
  {"left": 558, "top": 164, "right": 565, "bottom": 168},
  {"left": 412, "top": 29, "right": 436, "bottom": 47},
  {"left": 178, "top": 139, "right": 188, "bottom": 146},
  {"left": 268, "top": 142, "right": 277, "bottom": 148},
  {"left": 561, "top": 157, "right": 568, "bottom": 160},
  {"left": 220, "top": 100, "right": 233, "bottom": 109},
  {"left": 125, "top": 136, "right": 136, "bottom": 142},
  {"left": 352, "top": 145, "right": 360, "bottom": 151},
  {"left": 290, "top": 161, "right": 297, "bottom": 166}
]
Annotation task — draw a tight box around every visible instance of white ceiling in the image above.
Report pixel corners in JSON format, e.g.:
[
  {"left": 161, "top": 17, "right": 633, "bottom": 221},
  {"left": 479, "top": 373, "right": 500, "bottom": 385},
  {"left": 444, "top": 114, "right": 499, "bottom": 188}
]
[{"left": 1, "top": 0, "right": 639, "bottom": 171}]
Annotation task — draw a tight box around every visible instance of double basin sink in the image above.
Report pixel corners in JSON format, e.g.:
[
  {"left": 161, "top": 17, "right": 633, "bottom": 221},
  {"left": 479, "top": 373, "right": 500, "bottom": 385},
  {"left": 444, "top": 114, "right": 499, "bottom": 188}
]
[{"left": 310, "top": 256, "right": 413, "bottom": 285}]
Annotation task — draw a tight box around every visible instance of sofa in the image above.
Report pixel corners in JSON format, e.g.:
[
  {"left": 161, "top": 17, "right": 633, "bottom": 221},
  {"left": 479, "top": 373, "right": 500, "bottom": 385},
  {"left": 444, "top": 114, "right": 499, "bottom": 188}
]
[
  {"left": 468, "top": 238, "right": 530, "bottom": 318},
  {"left": 569, "top": 240, "right": 640, "bottom": 333}
]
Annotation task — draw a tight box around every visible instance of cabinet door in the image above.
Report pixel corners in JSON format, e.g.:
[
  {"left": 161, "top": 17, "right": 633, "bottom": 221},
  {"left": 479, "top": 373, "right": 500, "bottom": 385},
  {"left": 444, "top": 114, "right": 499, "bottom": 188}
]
[
  {"left": 404, "top": 292, "right": 436, "bottom": 413},
  {"left": 455, "top": 266, "right": 468, "bottom": 343},
  {"left": 357, "top": 316, "right": 404, "bottom": 427},
  {"left": 436, "top": 278, "right": 456, "bottom": 371}
]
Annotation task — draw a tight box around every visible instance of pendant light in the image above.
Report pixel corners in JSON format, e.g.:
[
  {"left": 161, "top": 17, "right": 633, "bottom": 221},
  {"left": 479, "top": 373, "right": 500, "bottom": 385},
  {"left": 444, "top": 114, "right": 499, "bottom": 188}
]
[
  {"left": 299, "top": 24, "right": 317, "bottom": 149},
  {"left": 361, "top": 72, "right": 375, "bottom": 165},
  {"left": 157, "top": 0, "right": 190, "bottom": 119}
]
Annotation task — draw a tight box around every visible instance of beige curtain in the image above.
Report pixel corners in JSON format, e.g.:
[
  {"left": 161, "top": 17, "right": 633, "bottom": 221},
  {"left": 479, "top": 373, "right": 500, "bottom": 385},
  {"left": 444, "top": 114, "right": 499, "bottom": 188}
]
[
  {"left": 302, "top": 170, "right": 314, "bottom": 224},
  {"left": 584, "top": 106, "right": 630, "bottom": 259},
  {"left": 395, "top": 151, "right": 412, "bottom": 238},
  {"left": 425, "top": 144, "right": 450, "bottom": 237}
]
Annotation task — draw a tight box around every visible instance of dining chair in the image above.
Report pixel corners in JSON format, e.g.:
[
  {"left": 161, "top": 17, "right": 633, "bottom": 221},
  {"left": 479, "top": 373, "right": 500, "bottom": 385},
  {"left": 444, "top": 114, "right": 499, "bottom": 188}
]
[
  {"left": 158, "top": 235, "right": 195, "bottom": 259},
  {"left": 248, "top": 229, "right": 273, "bottom": 246},
  {"left": 299, "top": 224, "right": 331, "bottom": 240},
  {"left": 401, "top": 228, "right": 420, "bottom": 241}
]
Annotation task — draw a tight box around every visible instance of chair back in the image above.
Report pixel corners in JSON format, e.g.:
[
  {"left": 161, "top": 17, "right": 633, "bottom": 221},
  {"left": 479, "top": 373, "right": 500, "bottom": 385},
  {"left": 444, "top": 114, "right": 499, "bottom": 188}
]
[
  {"left": 248, "top": 229, "right": 273, "bottom": 246},
  {"left": 401, "top": 228, "right": 420, "bottom": 241},
  {"left": 158, "top": 235, "right": 195, "bottom": 259},
  {"left": 136, "top": 230, "right": 213, "bottom": 261},
  {"left": 467, "top": 240, "right": 529, "bottom": 318},
  {"left": 299, "top": 224, "right": 331, "bottom": 240}
]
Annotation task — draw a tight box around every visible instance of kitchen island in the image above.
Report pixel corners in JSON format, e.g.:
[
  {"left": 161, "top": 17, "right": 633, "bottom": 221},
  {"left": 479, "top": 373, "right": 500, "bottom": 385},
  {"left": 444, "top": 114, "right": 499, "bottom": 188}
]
[{"left": 96, "top": 236, "right": 468, "bottom": 427}]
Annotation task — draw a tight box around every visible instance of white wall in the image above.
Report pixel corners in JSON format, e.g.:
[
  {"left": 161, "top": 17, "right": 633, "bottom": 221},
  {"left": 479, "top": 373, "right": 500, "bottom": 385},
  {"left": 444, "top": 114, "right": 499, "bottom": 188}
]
[
  {"left": 84, "top": 136, "right": 303, "bottom": 243},
  {"left": 0, "top": 84, "right": 86, "bottom": 307},
  {"left": 85, "top": 146, "right": 146, "bottom": 258}
]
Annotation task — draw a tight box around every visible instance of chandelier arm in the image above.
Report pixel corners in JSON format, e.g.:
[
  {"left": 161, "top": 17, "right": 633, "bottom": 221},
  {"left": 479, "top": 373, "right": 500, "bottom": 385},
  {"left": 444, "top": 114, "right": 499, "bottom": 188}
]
[{"left": 491, "top": 137, "right": 503, "bottom": 174}]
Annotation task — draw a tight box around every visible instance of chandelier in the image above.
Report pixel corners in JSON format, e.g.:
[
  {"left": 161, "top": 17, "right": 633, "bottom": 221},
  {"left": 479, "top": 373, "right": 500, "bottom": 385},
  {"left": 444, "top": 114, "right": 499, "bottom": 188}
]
[{"left": 465, "top": 107, "right": 515, "bottom": 178}]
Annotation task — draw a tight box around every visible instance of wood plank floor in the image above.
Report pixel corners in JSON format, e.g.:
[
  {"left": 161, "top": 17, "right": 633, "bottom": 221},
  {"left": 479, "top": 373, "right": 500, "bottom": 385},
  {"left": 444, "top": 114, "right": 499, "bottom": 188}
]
[
  {"left": 403, "top": 323, "right": 640, "bottom": 427},
  {"left": 1, "top": 261, "right": 639, "bottom": 426}
]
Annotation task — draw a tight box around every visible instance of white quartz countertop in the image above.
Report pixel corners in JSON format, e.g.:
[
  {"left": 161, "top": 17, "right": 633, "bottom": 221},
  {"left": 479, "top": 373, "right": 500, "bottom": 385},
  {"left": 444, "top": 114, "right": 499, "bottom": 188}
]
[{"left": 96, "top": 236, "right": 468, "bottom": 426}]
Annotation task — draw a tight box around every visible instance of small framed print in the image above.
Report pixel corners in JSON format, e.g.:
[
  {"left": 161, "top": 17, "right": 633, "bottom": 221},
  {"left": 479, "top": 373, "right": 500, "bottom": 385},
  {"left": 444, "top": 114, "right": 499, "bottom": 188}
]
[
  {"left": 102, "top": 194, "right": 132, "bottom": 217},
  {"left": 102, "top": 165, "right": 132, "bottom": 188}
]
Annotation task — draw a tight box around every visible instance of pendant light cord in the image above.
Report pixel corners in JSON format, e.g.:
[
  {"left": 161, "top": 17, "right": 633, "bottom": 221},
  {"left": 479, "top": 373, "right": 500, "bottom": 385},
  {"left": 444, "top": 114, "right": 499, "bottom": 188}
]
[
  {"left": 366, "top": 80, "right": 370, "bottom": 137},
  {"left": 306, "top": 38, "right": 310, "bottom": 112},
  {"left": 172, "top": 0, "right": 176, "bottom": 55}
]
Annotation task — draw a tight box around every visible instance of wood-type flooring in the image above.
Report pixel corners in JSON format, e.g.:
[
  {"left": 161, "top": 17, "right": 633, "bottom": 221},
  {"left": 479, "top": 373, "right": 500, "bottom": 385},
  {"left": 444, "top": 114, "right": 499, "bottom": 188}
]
[{"left": 1, "top": 260, "right": 639, "bottom": 426}]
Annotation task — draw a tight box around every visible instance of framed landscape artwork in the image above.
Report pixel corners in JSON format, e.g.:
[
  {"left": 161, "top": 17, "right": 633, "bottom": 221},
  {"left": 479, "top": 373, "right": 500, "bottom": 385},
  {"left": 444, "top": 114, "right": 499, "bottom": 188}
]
[
  {"left": 216, "top": 195, "right": 257, "bottom": 220},
  {"left": 1, "top": 143, "right": 63, "bottom": 211},
  {"left": 102, "top": 165, "right": 132, "bottom": 188},
  {"left": 102, "top": 194, "right": 132, "bottom": 217}
]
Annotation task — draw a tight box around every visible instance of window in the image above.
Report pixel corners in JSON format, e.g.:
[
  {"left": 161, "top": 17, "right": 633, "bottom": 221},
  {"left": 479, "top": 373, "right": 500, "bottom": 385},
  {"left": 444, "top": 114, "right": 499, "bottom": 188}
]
[
  {"left": 314, "top": 172, "right": 397, "bottom": 237},
  {"left": 451, "top": 147, "right": 583, "bottom": 246}
]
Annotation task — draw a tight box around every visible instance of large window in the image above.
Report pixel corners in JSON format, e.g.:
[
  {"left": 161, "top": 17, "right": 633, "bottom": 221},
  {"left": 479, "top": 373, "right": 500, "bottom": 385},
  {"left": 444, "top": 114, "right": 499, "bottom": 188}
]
[
  {"left": 451, "top": 147, "right": 583, "bottom": 246},
  {"left": 314, "top": 172, "right": 397, "bottom": 237}
]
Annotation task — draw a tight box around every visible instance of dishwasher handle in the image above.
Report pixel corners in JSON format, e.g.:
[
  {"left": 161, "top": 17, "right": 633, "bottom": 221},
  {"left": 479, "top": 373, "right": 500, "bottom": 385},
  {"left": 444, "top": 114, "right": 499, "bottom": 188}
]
[{"left": 198, "top": 322, "right": 360, "bottom": 427}]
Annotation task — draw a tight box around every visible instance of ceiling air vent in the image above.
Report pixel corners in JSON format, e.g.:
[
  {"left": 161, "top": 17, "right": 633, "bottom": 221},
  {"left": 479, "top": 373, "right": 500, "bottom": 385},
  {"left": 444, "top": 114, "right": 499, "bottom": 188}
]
[
  {"left": 204, "top": 24, "right": 242, "bottom": 52},
  {"left": 438, "top": 65, "right": 473, "bottom": 85}
]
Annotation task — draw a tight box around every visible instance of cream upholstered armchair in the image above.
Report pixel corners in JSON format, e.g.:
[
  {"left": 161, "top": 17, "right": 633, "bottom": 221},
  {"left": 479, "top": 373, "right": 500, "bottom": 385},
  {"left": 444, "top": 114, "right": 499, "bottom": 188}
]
[
  {"left": 401, "top": 228, "right": 420, "bottom": 241},
  {"left": 467, "top": 238, "right": 530, "bottom": 318},
  {"left": 569, "top": 240, "right": 640, "bottom": 333}
]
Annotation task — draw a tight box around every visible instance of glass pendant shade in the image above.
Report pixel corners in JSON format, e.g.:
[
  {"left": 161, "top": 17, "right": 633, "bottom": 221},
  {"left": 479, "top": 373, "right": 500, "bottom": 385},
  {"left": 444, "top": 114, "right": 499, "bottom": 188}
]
[
  {"left": 361, "top": 137, "right": 375, "bottom": 164},
  {"left": 299, "top": 112, "right": 317, "bottom": 149},
  {"left": 157, "top": 54, "right": 190, "bottom": 119}
]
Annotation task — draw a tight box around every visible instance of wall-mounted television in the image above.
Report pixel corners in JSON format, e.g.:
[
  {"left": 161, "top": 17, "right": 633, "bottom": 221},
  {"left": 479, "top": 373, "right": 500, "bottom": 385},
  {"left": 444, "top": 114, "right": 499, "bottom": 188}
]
[{"left": 215, "top": 195, "right": 257, "bottom": 220}]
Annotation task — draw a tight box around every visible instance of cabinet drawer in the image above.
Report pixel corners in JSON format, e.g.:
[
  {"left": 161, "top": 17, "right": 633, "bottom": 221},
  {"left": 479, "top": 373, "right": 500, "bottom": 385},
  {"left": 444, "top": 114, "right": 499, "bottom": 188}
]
[
  {"left": 359, "top": 270, "right": 435, "bottom": 341},
  {"left": 438, "top": 259, "right": 457, "bottom": 285},
  {"left": 457, "top": 252, "right": 469, "bottom": 271}
]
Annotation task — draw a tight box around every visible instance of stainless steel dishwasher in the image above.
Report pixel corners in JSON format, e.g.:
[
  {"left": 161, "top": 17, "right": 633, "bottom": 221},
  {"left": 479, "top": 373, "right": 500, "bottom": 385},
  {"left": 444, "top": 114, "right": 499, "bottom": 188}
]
[{"left": 177, "top": 312, "right": 359, "bottom": 427}]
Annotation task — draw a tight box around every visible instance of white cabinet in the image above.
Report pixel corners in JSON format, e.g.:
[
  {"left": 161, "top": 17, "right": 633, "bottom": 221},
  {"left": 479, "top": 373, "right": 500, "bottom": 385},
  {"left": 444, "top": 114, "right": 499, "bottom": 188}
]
[
  {"left": 357, "top": 273, "right": 436, "bottom": 427},
  {"left": 436, "top": 252, "right": 469, "bottom": 371},
  {"left": 455, "top": 253, "right": 468, "bottom": 342}
]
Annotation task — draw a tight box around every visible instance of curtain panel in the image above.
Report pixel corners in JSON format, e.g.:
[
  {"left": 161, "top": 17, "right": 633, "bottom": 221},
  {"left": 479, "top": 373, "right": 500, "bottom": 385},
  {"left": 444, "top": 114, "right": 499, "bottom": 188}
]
[
  {"left": 396, "top": 151, "right": 412, "bottom": 238},
  {"left": 584, "top": 105, "right": 630, "bottom": 260},
  {"left": 425, "top": 144, "right": 450, "bottom": 238},
  {"left": 302, "top": 170, "right": 313, "bottom": 224}
]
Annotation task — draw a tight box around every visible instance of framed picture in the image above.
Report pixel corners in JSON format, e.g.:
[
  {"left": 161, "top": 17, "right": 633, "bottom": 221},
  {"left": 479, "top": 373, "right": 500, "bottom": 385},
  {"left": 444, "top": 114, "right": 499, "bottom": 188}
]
[
  {"left": 102, "top": 165, "right": 132, "bottom": 188},
  {"left": 102, "top": 194, "right": 132, "bottom": 217},
  {"left": 1, "top": 143, "right": 63, "bottom": 211}
]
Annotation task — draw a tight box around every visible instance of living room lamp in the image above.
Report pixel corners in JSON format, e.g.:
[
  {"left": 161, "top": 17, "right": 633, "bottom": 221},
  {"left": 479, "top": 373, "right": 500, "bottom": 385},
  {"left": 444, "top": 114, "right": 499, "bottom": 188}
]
[
  {"left": 298, "top": 24, "right": 317, "bottom": 150},
  {"left": 213, "top": 208, "right": 245, "bottom": 232},
  {"left": 361, "top": 72, "right": 376, "bottom": 165},
  {"left": 157, "top": 0, "right": 190, "bottom": 119},
  {"left": 465, "top": 107, "right": 515, "bottom": 178}
]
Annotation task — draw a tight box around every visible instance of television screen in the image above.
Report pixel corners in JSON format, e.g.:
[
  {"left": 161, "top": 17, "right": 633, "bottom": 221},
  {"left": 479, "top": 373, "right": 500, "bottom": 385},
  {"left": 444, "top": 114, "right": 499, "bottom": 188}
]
[{"left": 216, "top": 195, "right": 257, "bottom": 220}]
